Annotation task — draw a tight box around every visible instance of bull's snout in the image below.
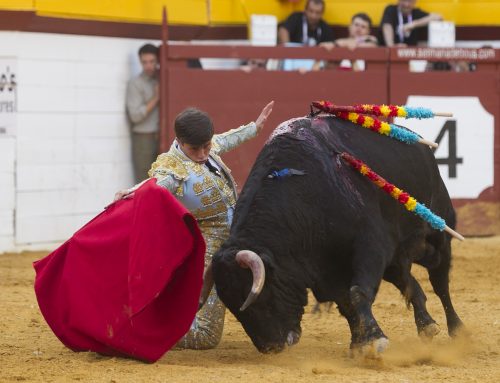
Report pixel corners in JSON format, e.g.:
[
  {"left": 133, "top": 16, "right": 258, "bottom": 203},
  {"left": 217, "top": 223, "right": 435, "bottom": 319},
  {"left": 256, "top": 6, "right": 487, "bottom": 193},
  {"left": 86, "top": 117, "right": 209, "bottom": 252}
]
[
  {"left": 258, "top": 343, "right": 285, "bottom": 354},
  {"left": 257, "top": 331, "right": 301, "bottom": 354}
]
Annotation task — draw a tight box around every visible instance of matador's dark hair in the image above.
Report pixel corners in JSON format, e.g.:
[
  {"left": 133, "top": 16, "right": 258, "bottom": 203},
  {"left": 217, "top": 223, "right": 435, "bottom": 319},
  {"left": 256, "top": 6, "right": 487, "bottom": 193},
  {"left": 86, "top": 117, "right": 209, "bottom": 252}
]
[{"left": 174, "top": 108, "right": 214, "bottom": 146}]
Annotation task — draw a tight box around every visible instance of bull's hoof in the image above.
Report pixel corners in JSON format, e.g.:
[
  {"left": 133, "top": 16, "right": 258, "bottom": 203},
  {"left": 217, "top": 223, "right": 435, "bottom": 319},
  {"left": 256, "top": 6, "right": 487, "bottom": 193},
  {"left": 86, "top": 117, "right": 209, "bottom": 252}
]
[
  {"left": 418, "top": 322, "right": 440, "bottom": 342},
  {"left": 449, "top": 323, "right": 469, "bottom": 339},
  {"left": 361, "top": 337, "right": 389, "bottom": 358},
  {"left": 350, "top": 337, "right": 389, "bottom": 359}
]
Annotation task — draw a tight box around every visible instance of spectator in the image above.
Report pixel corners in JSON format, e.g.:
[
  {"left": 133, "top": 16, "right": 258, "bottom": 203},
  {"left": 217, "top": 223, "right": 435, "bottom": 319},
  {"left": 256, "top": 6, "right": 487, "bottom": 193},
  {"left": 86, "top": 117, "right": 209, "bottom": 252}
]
[
  {"left": 126, "top": 43, "right": 160, "bottom": 183},
  {"left": 332, "top": 13, "right": 378, "bottom": 50},
  {"left": 379, "top": 0, "right": 442, "bottom": 47},
  {"left": 318, "top": 12, "right": 377, "bottom": 51},
  {"left": 314, "top": 13, "right": 377, "bottom": 72},
  {"left": 278, "top": 0, "right": 334, "bottom": 46}
]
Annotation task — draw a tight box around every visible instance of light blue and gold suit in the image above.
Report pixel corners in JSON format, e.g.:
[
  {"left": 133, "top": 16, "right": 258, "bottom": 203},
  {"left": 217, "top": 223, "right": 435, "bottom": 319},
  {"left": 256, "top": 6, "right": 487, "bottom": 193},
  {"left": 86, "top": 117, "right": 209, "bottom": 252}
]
[{"left": 148, "top": 122, "right": 257, "bottom": 349}]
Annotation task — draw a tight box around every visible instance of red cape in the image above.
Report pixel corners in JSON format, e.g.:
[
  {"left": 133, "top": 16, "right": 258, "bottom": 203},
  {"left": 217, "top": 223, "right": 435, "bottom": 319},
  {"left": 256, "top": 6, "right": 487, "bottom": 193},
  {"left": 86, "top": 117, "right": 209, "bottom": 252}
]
[{"left": 33, "top": 179, "right": 205, "bottom": 362}]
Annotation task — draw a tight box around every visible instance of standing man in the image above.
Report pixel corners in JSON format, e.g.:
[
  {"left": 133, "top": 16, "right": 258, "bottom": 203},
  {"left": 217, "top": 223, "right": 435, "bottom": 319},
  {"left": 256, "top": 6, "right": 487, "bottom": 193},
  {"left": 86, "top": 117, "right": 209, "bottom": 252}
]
[
  {"left": 126, "top": 43, "right": 160, "bottom": 183},
  {"left": 379, "top": 0, "right": 442, "bottom": 46},
  {"left": 278, "top": 0, "right": 334, "bottom": 46}
]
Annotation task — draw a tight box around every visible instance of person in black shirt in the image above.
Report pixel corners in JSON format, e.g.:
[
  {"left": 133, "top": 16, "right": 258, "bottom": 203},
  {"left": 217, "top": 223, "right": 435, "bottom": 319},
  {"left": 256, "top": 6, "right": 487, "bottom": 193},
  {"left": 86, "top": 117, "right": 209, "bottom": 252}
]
[
  {"left": 379, "top": 0, "right": 442, "bottom": 46},
  {"left": 278, "top": 0, "right": 334, "bottom": 46},
  {"left": 332, "top": 12, "right": 378, "bottom": 50}
]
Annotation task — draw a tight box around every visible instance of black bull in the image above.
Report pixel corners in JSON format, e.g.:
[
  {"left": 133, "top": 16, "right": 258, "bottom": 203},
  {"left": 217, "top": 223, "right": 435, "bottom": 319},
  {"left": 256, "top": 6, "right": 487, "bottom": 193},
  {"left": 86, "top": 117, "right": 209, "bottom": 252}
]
[{"left": 211, "top": 115, "right": 464, "bottom": 354}]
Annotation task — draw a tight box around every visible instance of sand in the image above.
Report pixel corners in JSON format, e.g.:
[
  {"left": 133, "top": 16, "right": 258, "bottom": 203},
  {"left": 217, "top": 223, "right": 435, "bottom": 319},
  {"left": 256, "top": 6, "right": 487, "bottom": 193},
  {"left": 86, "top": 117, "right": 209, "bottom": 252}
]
[{"left": 1, "top": 236, "right": 500, "bottom": 382}]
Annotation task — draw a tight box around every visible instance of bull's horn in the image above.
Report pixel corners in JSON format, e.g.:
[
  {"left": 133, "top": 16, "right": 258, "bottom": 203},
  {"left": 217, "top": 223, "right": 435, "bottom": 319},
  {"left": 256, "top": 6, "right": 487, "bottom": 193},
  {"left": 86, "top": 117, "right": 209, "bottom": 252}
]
[
  {"left": 236, "top": 250, "right": 266, "bottom": 311},
  {"left": 198, "top": 262, "right": 214, "bottom": 311}
]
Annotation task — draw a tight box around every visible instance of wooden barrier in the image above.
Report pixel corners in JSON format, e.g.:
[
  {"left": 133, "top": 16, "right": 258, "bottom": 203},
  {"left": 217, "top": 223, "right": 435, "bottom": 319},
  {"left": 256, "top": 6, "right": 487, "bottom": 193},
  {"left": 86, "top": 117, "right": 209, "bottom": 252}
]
[
  {"left": 159, "top": 18, "right": 500, "bottom": 234},
  {"left": 159, "top": 42, "right": 390, "bottom": 189}
]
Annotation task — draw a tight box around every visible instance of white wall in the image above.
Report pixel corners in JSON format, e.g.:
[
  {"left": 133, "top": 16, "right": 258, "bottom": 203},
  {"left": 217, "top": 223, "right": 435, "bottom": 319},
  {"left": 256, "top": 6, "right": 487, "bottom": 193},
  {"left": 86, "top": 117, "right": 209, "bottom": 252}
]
[
  {"left": 0, "top": 32, "right": 156, "bottom": 253},
  {"left": 0, "top": 137, "right": 15, "bottom": 251}
]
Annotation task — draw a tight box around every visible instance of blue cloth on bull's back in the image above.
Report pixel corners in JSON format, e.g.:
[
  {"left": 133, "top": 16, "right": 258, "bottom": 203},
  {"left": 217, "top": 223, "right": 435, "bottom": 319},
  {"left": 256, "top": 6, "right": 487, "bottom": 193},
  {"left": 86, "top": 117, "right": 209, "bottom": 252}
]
[{"left": 268, "top": 168, "right": 306, "bottom": 179}]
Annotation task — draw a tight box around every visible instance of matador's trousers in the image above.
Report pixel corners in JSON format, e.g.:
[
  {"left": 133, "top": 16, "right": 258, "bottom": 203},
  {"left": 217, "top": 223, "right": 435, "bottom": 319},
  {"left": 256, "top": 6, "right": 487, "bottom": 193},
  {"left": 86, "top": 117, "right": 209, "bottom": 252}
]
[{"left": 175, "top": 221, "right": 228, "bottom": 349}]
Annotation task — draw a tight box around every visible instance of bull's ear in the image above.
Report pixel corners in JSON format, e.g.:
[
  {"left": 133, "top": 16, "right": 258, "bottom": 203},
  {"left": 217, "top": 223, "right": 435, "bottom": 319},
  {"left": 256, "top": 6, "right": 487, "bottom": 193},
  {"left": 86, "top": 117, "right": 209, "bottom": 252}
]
[{"left": 212, "top": 248, "right": 244, "bottom": 275}]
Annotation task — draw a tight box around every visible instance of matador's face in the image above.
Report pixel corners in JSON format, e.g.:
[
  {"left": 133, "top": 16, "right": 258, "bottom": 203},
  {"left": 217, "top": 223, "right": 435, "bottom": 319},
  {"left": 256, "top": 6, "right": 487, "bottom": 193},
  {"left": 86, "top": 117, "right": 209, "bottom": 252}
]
[{"left": 178, "top": 140, "right": 212, "bottom": 164}]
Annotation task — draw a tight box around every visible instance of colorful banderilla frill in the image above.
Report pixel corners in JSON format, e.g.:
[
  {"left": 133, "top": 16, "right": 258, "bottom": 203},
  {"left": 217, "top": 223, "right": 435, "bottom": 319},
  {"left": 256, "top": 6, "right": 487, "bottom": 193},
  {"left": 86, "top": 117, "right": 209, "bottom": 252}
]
[
  {"left": 340, "top": 152, "right": 464, "bottom": 241},
  {"left": 333, "top": 110, "right": 437, "bottom": 146},
  {"left": 312, "top": 100, "right": 452, "bottom": 119},
  {"left": 310, "top": 100, "right": 454, "bottom": 147}
]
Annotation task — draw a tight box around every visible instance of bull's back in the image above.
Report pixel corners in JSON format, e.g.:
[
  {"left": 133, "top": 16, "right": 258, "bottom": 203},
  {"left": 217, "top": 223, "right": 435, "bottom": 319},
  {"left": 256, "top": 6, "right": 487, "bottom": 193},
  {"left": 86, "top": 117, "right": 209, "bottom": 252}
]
[
  {"left": 315, "top": 116, "right": 452, "bottom": 215},
  {"left": 234, "top": 115, "right": 453, "bottom": 247}
]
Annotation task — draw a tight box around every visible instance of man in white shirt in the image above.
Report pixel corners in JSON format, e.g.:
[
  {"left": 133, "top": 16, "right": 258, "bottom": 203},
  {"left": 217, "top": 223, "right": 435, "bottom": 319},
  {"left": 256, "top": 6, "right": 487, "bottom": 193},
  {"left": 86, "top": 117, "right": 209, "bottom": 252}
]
[{"left": 126, "top": 43, "right": 160, "bottom": 182}]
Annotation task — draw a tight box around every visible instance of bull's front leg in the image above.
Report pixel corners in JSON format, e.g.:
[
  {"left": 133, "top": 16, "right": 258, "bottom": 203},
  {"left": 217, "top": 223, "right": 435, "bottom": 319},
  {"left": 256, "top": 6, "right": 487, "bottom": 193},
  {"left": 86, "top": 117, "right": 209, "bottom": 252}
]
[
  {"left": 349, "top": 285, "right": 389, "bottom": 356},
  {"left": 334, "top": 294, "right": 362, "bottom": 350},
  {"left": 349, "top": 238, "right": 390, "bottom": 356}
]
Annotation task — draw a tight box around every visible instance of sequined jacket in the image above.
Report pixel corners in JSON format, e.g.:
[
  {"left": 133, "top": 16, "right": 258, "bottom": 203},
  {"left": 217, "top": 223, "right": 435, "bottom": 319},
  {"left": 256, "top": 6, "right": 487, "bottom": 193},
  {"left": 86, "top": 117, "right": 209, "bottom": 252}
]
[
  {"left": 148, "top": 122, "right": 257, "bottom": 229},
  {"left": 147, "top": 122, "right": 257, "bottom": 350}
]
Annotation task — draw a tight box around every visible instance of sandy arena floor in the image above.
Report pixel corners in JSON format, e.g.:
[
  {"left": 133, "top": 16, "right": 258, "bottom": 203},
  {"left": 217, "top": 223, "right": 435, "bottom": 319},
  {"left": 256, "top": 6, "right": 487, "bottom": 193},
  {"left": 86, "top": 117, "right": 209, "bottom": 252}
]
[{"left": 1, "top": 236, "right": 500, "bottom": 382}]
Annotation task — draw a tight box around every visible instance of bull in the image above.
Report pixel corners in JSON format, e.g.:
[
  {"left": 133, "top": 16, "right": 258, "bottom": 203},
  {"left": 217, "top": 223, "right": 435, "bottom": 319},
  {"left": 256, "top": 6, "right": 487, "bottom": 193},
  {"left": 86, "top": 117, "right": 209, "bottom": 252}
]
[{"left": 209, "top": 114, "right": 464, "bottom": 354}]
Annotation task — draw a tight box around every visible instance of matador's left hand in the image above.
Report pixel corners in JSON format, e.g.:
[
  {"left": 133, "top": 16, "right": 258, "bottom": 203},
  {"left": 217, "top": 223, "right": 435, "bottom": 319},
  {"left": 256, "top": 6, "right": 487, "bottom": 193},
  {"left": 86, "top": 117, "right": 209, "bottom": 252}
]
[{"left": 255, "top": 101, "right": 274, "bottom": 133}]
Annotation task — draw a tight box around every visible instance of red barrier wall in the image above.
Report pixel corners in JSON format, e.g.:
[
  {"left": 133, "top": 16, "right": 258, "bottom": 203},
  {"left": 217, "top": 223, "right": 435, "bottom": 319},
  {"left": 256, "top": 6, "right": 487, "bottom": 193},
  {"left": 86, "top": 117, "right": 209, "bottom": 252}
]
[
  {"left": 160, "top": 44, "right": 389, "bottom": 189},
  {"left": 159, "top": 23, "right": 500, "bottom": 234}
]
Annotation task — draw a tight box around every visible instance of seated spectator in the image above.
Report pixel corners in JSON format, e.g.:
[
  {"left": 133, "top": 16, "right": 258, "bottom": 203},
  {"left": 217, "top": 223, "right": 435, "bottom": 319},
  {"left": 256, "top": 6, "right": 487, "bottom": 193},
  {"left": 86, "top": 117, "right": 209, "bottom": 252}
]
[
  {"left": 314, "top": 13, "right": 378, "bottom": 72},
  {"left": 379, "top": 0, "right": 442, "bottom": 47},
  {"left": 329, "top": 13, "right": 378, "bottom": 50},
  {"left": 278, "top": 0, "right": 334, "bottom": 46}
]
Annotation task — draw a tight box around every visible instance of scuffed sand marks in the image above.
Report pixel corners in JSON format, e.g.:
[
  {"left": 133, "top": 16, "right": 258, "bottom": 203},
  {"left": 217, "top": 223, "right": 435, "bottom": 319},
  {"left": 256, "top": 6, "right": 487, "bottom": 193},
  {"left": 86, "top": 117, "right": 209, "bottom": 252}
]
[{"left": 1, "top": 236, "right": 499, "bottom": 382}]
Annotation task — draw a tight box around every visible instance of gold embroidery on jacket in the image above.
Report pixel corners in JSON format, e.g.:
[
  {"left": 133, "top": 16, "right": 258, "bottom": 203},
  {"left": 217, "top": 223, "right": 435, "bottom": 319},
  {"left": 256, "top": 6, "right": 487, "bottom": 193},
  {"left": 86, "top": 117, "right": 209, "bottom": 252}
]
[
  {"left": 192, "top": 202, "right": 227, "bottom": 220},
  {"left": 201, "top": 189, "right": 222, "bottom": 207},
  {"left": 193, "top": 176, "right": 216, "bottom": 196},
  {"left": 149, "top": 153, "right": 188, "bottom": 180}
]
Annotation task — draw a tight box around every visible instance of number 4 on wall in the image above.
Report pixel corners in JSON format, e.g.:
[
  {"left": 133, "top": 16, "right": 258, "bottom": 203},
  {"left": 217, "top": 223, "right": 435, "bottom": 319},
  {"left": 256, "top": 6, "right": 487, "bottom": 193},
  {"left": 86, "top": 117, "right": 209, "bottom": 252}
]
[{"left": 432, "top": 120, "right": 463, "bottom": 178}]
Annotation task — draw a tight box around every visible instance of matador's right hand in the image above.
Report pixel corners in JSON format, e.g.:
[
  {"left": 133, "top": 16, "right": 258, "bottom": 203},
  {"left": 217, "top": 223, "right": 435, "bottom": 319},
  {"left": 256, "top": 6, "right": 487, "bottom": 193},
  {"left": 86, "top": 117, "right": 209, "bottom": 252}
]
[
  {"left": 113, "top": 188, "right": 134, "bottom": 202},
  {"left": 110, "top": 179, "right": 149, "bottom": 207}
]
